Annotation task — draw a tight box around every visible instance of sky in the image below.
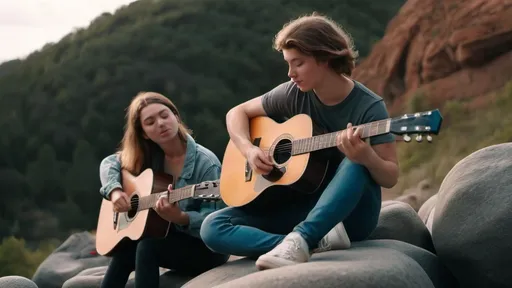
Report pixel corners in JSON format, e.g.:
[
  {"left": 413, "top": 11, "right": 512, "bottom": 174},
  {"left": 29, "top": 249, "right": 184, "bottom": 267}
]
[{"left": 0, "top": 0, "right": 138, "bottom": 62}]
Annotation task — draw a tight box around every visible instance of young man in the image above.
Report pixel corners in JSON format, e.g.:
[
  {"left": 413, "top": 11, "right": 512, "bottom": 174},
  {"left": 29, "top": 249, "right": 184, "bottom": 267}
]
[{"left": 200, "top": 13, "right": 399, "bottom": 270}]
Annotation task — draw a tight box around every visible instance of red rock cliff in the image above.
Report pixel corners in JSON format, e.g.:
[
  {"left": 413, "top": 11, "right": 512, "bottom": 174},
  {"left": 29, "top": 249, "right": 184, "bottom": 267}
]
[{"left": 353, "top": 0, "right": 512, "bottom": 115}]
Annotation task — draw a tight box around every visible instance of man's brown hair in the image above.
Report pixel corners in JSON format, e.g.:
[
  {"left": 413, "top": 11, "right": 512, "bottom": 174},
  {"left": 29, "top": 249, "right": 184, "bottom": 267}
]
[{"left": 273, "top": 12, "right": 359, "bottom": 76}]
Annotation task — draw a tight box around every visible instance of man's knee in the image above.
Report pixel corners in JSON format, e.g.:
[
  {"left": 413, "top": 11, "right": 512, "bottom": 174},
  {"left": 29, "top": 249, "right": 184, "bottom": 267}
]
[
  {"left": 338, "top": 157, "right": 364, "bottom": 171},
  {"left": 200, "top": 211, "right": 221, "bottom": 246},
  {"left": 336, "top": 157, "right": 373, "bottom": 181},
  {"left": 200, "top": 209, "right": 233, "bottom": 252}
]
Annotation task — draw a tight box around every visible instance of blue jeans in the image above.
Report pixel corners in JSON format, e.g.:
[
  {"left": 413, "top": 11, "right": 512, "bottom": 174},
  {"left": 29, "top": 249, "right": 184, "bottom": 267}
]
[
  {"left": 200, "top": 157, "right": 382, "bottom": 258},
  {"left": 100, "top": 229, "right": 229, "bottom": 288}
]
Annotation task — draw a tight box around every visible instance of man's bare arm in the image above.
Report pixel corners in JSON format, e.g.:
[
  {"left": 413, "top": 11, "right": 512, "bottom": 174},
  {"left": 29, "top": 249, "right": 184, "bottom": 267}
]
[
  {"left": 364, "top": 142, "right": 399, "bottom": 189},
  {"left": 225, "top": 96, "right": 267, "bottom": 157}
]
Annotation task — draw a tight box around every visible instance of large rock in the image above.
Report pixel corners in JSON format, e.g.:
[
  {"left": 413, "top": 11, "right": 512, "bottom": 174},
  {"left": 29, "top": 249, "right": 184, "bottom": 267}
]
[
  {"left": 31, "top": 231, "right": 110, "bottom": 288},
  {"left": 61, "top": 266, "right": 107, "bottom": 288},
  {"left": 368, "top": 200, "right": 435, "bottom": 253},
  {"left": 352, "top": 0, "right": 512, "bottom": 114},
  {"left": 432, "top": 143, "right": 512, "bottom": 287},
  {"left": 0, "top": 276, "right": 38, "bottom": 288},
  {"left": 62, "top": 266, "right": 191, "bottom": 288},
  {"left": 62, "top": 254, "right": 241, "bottom": 287},
  {"left": 183, "top": 240, "right": 455, "bottom": 288},
  {"left": 418, "top": 194, "right": 438, "bottom": 234}
]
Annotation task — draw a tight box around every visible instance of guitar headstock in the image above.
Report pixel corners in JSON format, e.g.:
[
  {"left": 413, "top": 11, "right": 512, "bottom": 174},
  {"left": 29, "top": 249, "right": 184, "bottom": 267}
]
[
  {"left": 193, "top": 180, "right": 221, "bottom": 202},
  {"left": 390, "top": 109, "right": 443, "bottom": 143}
]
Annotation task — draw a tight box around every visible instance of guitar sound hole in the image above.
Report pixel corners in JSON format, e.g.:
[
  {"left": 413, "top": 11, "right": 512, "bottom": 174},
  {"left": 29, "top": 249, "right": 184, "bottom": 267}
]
[
  {"left": 273, "top": 139, "right": 292, "bottom": 165},
  {"left": 127, "top": 195, "right": 139, "bottom": 218}
]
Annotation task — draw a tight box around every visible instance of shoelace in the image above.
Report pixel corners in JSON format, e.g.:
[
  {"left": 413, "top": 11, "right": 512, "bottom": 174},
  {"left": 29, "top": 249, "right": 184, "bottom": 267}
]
[
  {"left": 316, "top": 237, "right": 331, "bottom": 252},
  {"left": 272, "top": 238, "right": 302, "bottom": 259}
]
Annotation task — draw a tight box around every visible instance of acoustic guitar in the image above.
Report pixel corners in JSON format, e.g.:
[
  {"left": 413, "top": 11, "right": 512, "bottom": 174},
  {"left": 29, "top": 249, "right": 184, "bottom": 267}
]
[
  {"left": 95, "top": 168, "right": 220, "bottom": 256},
  {"left": 220, "top": 109, "right": 443, "bottom": 207}
]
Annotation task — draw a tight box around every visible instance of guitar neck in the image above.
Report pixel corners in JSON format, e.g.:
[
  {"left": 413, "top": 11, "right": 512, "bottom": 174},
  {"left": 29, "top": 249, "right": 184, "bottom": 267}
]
[
  {"left": 291, "top": 118, "right": 391, "bottom": 155},
  {"left": 137, "top": 185, "right": 194, "bottom": 211}
]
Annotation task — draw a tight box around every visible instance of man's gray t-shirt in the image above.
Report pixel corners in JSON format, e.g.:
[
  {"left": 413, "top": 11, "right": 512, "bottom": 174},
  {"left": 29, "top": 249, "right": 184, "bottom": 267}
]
[{"left": 261, "top": 80, "right": 395, "bottom": 146}]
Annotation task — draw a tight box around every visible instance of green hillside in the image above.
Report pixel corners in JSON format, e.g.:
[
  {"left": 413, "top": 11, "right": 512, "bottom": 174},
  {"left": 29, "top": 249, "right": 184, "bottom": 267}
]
[{"left": 0, "top": 0, "right": 406, "bottom": 247}]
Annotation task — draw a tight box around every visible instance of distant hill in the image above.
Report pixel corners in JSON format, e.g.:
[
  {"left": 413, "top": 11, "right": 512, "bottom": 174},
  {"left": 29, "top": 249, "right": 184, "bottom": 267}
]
[{"left": 0, "top": 0, "right": 405, "bottom": 243}]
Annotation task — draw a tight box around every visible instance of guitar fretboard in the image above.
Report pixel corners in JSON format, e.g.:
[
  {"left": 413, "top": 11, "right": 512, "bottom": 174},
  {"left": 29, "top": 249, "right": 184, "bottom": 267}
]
[
  {"left": 291, "top": 119, "right": 390, "bottom": 155},
  {"left": 136, "top": 186, "right": 194, "bottom": 211}
]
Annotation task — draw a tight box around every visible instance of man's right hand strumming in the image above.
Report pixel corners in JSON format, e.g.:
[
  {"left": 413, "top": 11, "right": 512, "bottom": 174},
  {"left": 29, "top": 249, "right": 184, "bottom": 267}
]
[
  {"left": 110, "top": 189, "right": 131, "bottom": 212},
  {"left": 226, "top": 96, "right": 274, "bottom": 176},
  {"left": 245, "top": 146, "right": 274, "bottom": 175}
]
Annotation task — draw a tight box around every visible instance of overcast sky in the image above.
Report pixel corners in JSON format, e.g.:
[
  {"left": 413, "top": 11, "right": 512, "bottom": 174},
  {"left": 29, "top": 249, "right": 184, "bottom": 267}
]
[{"left": 0, "top": 0, "right": 137, "bottom": 62}]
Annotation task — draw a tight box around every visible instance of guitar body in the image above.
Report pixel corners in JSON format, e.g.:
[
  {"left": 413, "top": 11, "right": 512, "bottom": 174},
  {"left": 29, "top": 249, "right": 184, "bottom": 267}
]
[
  {"left": 220, "top": 108, "right": 444, "bottom": 207},
  {"left": 220, "top": 114, "right": 333, "bottom": 207},
  {"left": 96, "top": 169, "right": 172, "bottom": 256}
]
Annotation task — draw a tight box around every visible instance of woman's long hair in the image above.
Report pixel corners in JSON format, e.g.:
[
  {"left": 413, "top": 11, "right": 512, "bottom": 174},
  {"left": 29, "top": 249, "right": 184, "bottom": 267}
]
[{"left": 118, "top": 92, "right": 191, "bottom": 174}]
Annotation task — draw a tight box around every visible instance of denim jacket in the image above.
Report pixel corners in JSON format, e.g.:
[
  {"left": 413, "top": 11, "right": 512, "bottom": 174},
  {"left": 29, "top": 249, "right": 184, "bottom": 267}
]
[{"left": 99, "top": 134, "right": 226, "bottom": 239}]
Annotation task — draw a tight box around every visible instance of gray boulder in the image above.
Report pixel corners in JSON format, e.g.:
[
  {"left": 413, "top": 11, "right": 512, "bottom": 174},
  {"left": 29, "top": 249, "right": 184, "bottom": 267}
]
[
  {"left": 31, "top": 231, "right": 110, "bottom": 288},
  {"left": 62, "top": 266, "right": 192, "bottom": 288},
  {"left": 368, "top": 200, "right": 435, "bottom": 253},
  {"left": 61, "top": 266, "right": 107, "bottom": 288},
  {"left": 183, "top": 239, "right": 453, "bottom": 288},
  {"left": 0, "top": 276, "right": 38, "bottom": 288},
  {"left": 418, "top": 194, "right": 437, "bottom": 234},
  {"left": 432, "top": 143, "right": 512, "bottom": 287},
  {"left": 360, "top": 240, "right": 457, "bottom": 288}
]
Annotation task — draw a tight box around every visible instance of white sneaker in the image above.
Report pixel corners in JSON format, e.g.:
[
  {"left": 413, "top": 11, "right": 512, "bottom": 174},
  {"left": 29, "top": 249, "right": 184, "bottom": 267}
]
[
  {"left": 255, "top": 232, "right": 310, "bottom": 270},
  {"left": 313, "top": 222, "right": 351, "bottom": 253}
]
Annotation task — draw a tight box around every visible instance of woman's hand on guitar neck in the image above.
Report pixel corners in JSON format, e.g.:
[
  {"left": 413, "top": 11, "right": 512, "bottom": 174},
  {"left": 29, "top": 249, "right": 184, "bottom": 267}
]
[
  {"left": 110, "top": 189, "right": 131, "bottom": 212},
  {"left": 155, "top": 185, "right": 189, "bottom": 225},
  {"left": 337, "top": 123, "right": 373, "bottom": 166},
  {"left": 245, "top": 146, "right": 274, "bottom": 175}
]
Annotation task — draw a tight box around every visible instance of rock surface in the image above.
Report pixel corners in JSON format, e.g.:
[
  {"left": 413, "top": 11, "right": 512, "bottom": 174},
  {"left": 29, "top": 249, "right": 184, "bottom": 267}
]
[
  {"left": 432, "top": 143, "right": 512, "bottom": 287},
  {"left": 61, "top": 266, "right": 191, "bottom": 288},
  {"left": 418, "top": 194, "right": 438, "bottom": 233},
  {"left": 0, "top": 276, "right": 38, "bottom": 288},
  {"left": 352, "top": 0, "right": 512, "bottom": 114},
  {"left": 31, "top": 231, "right": 110, "bottom": 288},
  {"left": 183, "top": 240, "right": 455, "bottom": 288},
  {"left": 368, "top": 200, "right": 435, "bottom": 253}
]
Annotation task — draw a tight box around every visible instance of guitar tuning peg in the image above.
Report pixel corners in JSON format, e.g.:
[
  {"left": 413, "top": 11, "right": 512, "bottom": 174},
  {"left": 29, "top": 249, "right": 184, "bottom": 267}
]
[
  {"left": 416, "top": 135, "right": 423, "bottom": 142},
  {"left": 403, "top": 134, "right": 411, "bottom": 142},
  {"left": 427, "top": 134, "right": 433, "bottom": 143}
]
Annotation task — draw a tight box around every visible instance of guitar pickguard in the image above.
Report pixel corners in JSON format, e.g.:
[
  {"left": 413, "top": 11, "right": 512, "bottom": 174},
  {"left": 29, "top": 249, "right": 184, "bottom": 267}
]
[
  {"left": 116, "top": 212, "right": 132, "bottom": 231},
  {"left": 254, "top": 174, "right": 275, "bottom": 192}
]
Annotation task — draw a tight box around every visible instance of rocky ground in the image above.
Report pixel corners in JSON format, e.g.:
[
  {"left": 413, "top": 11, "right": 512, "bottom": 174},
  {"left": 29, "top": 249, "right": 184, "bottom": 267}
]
[{"left": 1, "top": 142, "right": 511, "bottom": 287}]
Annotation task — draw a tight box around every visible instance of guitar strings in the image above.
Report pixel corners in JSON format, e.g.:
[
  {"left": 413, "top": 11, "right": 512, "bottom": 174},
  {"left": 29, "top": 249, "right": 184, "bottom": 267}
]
[
  {"left": 126, "top": 189, "right": 217, "bottom": 211},
  {"left": 126, "top": 190, "right": 187, "bottom": 209},
  {"left": 256, "top": 117, "right": 393, "bottom": 154}
]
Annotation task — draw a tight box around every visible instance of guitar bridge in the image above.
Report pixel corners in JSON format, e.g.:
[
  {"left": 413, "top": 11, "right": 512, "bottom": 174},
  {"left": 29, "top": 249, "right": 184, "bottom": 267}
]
[
  {"left": 245, "top": 137, "right": 261, "bottom": 182},
  {"left": 245, "top": 161, "right": 252, "bottom": 182},
  {"left": 113, "top": 211, "right": 118, "bottom": 230}
]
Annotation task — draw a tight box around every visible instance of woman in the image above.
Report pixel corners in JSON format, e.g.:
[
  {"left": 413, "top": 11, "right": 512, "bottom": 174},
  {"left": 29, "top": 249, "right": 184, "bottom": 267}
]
[
  {"left": 200, "top": 13, "right": 398, "bottom": 270},
  {"left": 98, "top": 92, "right": 229, "bottom": 288}
]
